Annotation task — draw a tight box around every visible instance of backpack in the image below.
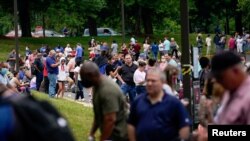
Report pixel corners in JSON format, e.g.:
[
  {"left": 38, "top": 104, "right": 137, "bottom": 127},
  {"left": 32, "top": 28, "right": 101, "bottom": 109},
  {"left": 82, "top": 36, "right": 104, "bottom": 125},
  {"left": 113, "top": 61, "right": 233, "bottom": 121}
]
[{"left": 2, "top": 95, "right": 75, "bottom": 141}]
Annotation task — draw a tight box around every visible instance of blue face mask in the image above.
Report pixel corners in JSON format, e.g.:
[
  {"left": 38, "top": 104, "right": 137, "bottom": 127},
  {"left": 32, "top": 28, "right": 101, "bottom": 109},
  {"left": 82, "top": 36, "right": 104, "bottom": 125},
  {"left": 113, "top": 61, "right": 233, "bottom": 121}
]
[{"left": 0, "top": 68, "right": 8, "bottom": 76}]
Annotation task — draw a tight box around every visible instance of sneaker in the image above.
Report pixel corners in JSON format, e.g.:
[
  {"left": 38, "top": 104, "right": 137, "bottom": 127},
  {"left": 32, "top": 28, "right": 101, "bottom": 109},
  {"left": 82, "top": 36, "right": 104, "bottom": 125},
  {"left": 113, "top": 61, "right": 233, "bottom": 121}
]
[{"left": 81, "top": 98, "right": 85, "bottom": 102}]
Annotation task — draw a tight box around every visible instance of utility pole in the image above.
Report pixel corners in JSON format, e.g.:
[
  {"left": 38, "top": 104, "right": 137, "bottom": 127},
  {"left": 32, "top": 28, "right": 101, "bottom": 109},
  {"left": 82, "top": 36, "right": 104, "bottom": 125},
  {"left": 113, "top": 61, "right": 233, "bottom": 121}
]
[
  {"left": 121, "top": 0, "right": 125, "bottom": 43},
  {"left": 14, "top": 0, "right": 19, "bottom": 71},
  {"left": 180, "top": 0, "right": 192, "bottom": 121}
]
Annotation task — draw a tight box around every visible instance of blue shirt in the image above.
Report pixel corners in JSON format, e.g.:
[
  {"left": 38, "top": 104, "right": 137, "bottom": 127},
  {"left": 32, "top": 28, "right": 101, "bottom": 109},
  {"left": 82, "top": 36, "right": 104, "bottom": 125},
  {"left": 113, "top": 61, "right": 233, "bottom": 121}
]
[
  {"left": 164, "top": 40, "right": 170, "bottom": 51},
  {"left": 76, "top": 46, "right": 83, "bottom": 58},
  {"left": 0, "top": 104, "right": 15, "bottom": 141},
  {"left": 128, "top": 93, "right": 191, "bottom": 141},
  {"left": 151, "top": 44, "right": 159, "bottom": 53},
  {"left": 46, "top": 56, "right": 58, "bottom": 74},
  {"left": 101, "top": 45, "right": 109, "bottom": 52}
]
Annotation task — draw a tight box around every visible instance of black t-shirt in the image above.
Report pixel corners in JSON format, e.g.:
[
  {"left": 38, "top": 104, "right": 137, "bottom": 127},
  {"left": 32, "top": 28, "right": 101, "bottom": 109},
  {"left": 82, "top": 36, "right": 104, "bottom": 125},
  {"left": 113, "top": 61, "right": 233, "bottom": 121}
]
[
  {"left": 34, "top": 58, "right": 44, "bottom": 72},
  {"left": 106, "top": 64, "right": 115, "bottom": 76},
  {"left": 119, "top": 63, "right": 138, "bottom": 86}
]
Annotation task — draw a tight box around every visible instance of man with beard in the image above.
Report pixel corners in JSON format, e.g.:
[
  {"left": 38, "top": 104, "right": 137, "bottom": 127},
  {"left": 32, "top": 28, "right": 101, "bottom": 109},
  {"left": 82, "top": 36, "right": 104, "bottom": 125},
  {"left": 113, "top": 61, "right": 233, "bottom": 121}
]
[{"left": 80, "top": 61, "right": 128, "bottom": 141}]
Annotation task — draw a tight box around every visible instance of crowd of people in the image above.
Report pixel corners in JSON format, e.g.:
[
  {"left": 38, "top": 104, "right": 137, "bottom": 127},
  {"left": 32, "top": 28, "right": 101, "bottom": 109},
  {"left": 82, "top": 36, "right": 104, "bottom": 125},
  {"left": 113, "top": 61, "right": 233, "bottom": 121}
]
[{"left": 1, "top": 33, "right": 250, "bottom": 141}]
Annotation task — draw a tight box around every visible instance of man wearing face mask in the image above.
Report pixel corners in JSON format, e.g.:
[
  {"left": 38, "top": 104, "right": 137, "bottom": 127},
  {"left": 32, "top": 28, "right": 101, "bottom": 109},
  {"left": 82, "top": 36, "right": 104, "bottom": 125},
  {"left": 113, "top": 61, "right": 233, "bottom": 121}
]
[
  {"left": 80, "top": 61, "right": 128, "bottom": 141},
  {"left": 0, "top": 62, "right": 12, "bottom": 88},
  {"left": 46, "top": 50, "right": 60, "bottom": 98}
]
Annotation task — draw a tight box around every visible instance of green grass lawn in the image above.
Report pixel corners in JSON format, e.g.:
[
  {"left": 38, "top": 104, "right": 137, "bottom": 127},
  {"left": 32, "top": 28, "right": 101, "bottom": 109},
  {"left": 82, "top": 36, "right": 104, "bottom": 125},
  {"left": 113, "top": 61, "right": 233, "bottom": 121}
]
[
  {"left": 0, "top": 34, "right": 199, "bottom": 61},
  {"left": 32, "top": 91, "right": 94, "bottom": 141}
]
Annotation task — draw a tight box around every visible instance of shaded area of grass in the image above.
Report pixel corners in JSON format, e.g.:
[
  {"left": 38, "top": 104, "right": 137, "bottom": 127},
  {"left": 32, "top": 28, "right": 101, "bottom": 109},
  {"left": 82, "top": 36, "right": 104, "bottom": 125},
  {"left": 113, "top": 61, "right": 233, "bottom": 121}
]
[{"left": 32, "top": 91, "right": 93, "bottom": 141}]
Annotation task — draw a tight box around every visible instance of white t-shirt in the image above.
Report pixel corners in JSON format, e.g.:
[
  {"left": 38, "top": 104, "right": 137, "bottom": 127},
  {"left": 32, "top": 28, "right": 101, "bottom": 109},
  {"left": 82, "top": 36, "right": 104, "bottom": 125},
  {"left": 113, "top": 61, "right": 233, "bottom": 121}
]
[
  {"left": 133, "top": 69, "right": 146, "bottom": 86},
  {"left": 159, "top": 43, "right": 164, "bottom": 51},
  {"left": 64, "top": 47, "right": 72, "bottom": 56},
  {"left": 163, "top": 84, "right": 178, "bottom": 97},
  {"left": 131, "top": 37, "right": 136, "bottom": 45},
  {"left": 74, "top": 66, "right": 81, "bottom": 81},
  {"left": 237, "top": 38, "right": 244, "bottom": 47},
  {"left": 206, "top": 37, "right": 211, "bottom": 46},
  {"left": 58, "top": 65, "right": 68, "bottom": 81},
  {"left": 143, "top": 43, "right": 150, "bottom": 52},
  {"left": 111, "top": 43, "right": 118, "bottom": 54}
]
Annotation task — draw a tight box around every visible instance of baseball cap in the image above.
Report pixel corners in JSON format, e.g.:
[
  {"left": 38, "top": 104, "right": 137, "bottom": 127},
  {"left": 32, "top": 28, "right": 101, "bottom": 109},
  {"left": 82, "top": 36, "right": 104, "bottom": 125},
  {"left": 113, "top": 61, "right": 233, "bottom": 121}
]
[{"left": 211, "top": 51, "right": 241, "bottom": 75}]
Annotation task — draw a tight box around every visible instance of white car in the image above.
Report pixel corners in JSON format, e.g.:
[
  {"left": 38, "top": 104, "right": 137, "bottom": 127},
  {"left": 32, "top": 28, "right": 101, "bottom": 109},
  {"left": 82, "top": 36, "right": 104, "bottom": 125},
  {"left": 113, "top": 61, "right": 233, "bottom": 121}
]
[
  {"left": 83, "top": 28, "right": 121, "bottom": 37},
  {"left": 5, "top": 30, "right": 34, "bottom": 38},
  {"left": 33, "top": 30, "right": 65, "bottom": 38}
]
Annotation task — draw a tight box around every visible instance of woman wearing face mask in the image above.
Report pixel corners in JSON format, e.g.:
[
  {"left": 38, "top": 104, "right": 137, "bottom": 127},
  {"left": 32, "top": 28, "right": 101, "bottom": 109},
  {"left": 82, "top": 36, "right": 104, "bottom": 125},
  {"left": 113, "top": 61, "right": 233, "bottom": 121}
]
[{"left": 0, "top": 62, "right": 12, "bottom": 88}]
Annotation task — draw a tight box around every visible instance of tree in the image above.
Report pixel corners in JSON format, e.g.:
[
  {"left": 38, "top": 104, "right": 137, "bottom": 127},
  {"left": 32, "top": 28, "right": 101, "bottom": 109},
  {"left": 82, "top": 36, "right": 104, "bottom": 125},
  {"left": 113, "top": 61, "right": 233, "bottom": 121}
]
[
  {"left": 18, "top": 0, "right": 32, "bottom": 37},
  {"left": 238, "top": 0, "right": 249, "bottom": 33}
]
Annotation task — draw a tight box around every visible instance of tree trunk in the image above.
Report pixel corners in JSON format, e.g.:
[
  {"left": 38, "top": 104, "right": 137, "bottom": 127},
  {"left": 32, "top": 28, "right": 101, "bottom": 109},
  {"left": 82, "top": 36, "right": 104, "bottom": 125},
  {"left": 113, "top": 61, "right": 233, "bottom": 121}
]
[
  {"left": 141, "top": 8, "right": 153, "bottom": 36},
  {"left": 88, "top": 16, "right": 97, "bottom": 36},
  {"left": 134, "top": 3, "right": 142, "bottom": 35},
  {"left": 42, "top": 13, "right": 45, "bottom": 38},
  {"left": 225, "top": 13, "right": 230, "bottom": 35},
  {"left": 233, "top": 0, "right": 242, "bottom": 34},
  {"left": 235, "top": 11, "right": 243, "bottom": 35},
  {"left": 18, "top": 0, "right": 31, "bottom": 37}
]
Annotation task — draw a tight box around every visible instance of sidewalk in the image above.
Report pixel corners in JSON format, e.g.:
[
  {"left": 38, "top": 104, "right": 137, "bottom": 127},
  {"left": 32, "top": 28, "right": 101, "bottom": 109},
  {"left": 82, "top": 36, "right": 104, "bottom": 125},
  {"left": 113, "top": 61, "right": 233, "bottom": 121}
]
[{"left": 63, "top": 90, "right": 93, "bottom": 107}]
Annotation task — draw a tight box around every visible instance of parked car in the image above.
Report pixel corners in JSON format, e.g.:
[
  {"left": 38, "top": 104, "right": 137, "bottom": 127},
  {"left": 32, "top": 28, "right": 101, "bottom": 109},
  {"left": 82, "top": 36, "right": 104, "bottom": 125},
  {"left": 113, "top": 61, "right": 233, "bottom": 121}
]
[
  {"left": 5, "top": 30, "right": 34, "bottom": 38},
  {"left": 33, "top": 30, "right": 65, "bottom": 38},
  {"left": 83, "top": 28, "right": 121, "bottom": 37}
]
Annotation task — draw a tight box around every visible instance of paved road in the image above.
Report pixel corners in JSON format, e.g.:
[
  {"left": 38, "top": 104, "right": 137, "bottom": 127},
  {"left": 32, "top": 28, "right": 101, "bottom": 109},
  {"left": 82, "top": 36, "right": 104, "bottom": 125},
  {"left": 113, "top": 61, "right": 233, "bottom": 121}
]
[{"left": 63, "top": 88, "right": 93, "bottom": 107}]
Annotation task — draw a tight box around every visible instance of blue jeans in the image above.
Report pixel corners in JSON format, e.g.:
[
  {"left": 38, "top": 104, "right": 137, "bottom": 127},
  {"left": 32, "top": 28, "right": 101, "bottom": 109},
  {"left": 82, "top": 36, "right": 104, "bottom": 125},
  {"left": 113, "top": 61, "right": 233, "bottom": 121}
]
[
  {"left": 36, "top": 72, "right": 43, "bottom": 91},
  {"left": 153, "top": 52, "right": 158, "bottom": 59},
  {"left": 48, "top": 73, "right": 57, "bottom": 98},
  {"left": 121, "top": 84, "right": 136, "bottom": 103},
  {"left": 136, "top": 86, "right": 146, "bottom": 95},
  {"left": 75, "top": 81, "right": 84, "bottom": 100}
]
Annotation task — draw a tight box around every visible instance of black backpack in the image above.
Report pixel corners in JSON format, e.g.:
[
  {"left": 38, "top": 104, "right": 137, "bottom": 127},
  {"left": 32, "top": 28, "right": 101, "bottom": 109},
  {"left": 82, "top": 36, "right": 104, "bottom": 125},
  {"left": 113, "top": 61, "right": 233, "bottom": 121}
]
[{"left": 2, "top": 95, "right": 75, "bottom": 141}]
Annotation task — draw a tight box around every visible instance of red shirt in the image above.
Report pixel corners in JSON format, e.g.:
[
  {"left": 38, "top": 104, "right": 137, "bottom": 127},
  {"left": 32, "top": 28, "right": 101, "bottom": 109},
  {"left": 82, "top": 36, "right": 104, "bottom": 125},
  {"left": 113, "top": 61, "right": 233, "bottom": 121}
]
[
  {"left": 43, "top": 60, "right": 48, "bottom": 77},
  {"left": 228, "top": 38, "right": 235, "bottom": 49},
  {"left": 133, "top": 43, "right": 141, "bottom": 53}
]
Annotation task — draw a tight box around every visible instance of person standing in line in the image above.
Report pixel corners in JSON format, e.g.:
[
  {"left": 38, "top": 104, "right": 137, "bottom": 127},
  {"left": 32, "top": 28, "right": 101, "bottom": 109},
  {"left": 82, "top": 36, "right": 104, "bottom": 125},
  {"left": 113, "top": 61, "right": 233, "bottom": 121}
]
[
  {"left": 236, "top": 36, "right": 244, "bottom": 53},
  {"left": 128, "top": 69, "right": 191, "bottom": 141},
  {"left": 28, "top": 50, "right": 37, "bottom": 66},
  {"left": 158, "top": 40, "right": 164, "bottom": 58},
  {"left": 33, "top": 53, "right": 44, "bottom": 91},
  {"left": 43, "top": 54, "right": 49, "bottom": 94},
  {"left": 46, "top": 50, "right": 60, "bottom": 98},
  {"left": 170, "top": 38, "right": 179, "bottom": 59},
  {"left": 163, "top": 36, "right": 170, "bottom": 55},
  {"left": 205, "top": 34, "right": 212, "bottom": 56},
  {"left": 74, "top": 60, "right": 84, "bottom": 101},
  {"left": 57, "top": 58, "right": 67, "bottom": 98},
  {"left": 213, "top": 33, "right": 221, "bottom": 53},
  {"left": 75, "top": 43, "right": 83, "bottom": 63},
  {"left": 80, "top": 62, "right": 128, "bottom": 141},
  {"left": 228, "top": 35, "right": 236, "bottom": 52},
  {"left": 8, "top": 49, "right": 16, "bottom": 73},
  {"left": 151, "top": 42, "right": 159, "bottom": 60},
  {"left": 133, "top": 61, "right": 147, "bottom": 95},
  {"left": 111, "top": 40, "right": 118, "bottom": 56},
  {"left": 118, "top": 54, "right": 138, "bottom": 104}
]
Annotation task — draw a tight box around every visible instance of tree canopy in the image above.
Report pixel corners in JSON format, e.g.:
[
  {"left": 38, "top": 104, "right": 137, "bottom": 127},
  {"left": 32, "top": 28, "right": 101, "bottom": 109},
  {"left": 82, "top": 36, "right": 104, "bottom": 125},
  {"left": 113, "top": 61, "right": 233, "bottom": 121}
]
[{"left": 0, "top": 0, "right": 248, "bottom": 37}]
